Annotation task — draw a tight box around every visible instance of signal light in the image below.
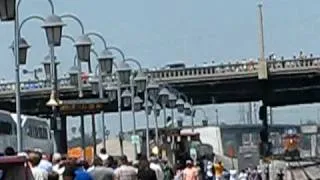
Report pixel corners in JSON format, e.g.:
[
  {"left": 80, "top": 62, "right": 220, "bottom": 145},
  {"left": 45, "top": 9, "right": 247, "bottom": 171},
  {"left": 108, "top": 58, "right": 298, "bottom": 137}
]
[
  {"left": 259, "top": 106, "right": 267, "bottom": 121},
  {"left": 260, "top": 127, "right": 268, "bottom": 142}
]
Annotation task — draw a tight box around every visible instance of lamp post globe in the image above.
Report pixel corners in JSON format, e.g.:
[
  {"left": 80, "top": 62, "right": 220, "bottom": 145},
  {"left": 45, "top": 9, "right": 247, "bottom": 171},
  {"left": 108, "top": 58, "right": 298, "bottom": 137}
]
[
  {"left": 168, "top": 93, "right": 177, "bottom": 108},
  {"left": 105, "top": 84, "right": 118, "bottom": 101},
  {"left": 89, "top": 75, "right": 99, "bottom": 94},
  {"left": 42, "top": 54, "right": 59, "bottom": 79},
  {"left": 22, "top": 69, "right": 28, "bottom": 74},
  {"left": 68, "top": 65, "right": 79, "bottom": 86},
  {"left": 98, "top": 49, "right": 114, "bottom": 75},
  {"left": 184, "top": 102, "right": 192, "bottom": 116},
  {"left": 133, "top": 96, "right": 143, "bottom": 112},
  {"left": 154, "top": 103, "right": 161, "bottom": 117},
  {"left": 74, "top": 34, "right": 92, "bottom": 62},
  {"left": 147, "top": 80, "right": 159, "bottom": 98},
  {"left": 134, "top": 71, "right": 147, "bottom": 92},
  {"left": 41, "top": 15, "right": 65, "bottom": 47},
  {"left": 176, "top": 98, "right": 185, "bottom": 113},
  {"left": 177, "top": 116, "right": 183, "bottom": 128},
  {"left": 202, "top": 118, "right": 208, "bottom": 126},
  {"left": 42, "top": 55, "right": 51, "bottom": 79},
  {"left": 143, "top": 100, "right": 153, "bottom": 115},
  {"left": 10, "top": 37, "right": 31, "bottom": 65},
  {"left": 117, "top": 61, "right": 131, "bottom": 84},
  {"left": 105, "top": 129, "right": 110, "bottom": 136},
  {"left": 121, "top": 89, "right": 131, "bottom": 107},
  {"left": 0, "top": 0, "right": 15, "bottom": 21},
  {"left": 159, "top": 87, "right": 170, "bottom": 105}
]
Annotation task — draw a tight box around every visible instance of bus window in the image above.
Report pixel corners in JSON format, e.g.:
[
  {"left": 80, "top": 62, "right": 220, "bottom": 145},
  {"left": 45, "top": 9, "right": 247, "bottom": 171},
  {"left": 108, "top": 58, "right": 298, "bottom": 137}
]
[
  {"left": 41, "top": 128, "right": 48, "bottom": 139},
  {"left": 26, "top": 126, "right": 32, "bottom": 136},
  {"left": 0, "top": 122, "right": 12, "bottom": 134}
]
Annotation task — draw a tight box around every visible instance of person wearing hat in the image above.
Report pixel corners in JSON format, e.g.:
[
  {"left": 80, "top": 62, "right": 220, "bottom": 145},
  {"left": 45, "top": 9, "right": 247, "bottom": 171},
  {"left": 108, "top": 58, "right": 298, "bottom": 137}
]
[{"left": 182, "top": 160, "right": 199, "bottom": 180}]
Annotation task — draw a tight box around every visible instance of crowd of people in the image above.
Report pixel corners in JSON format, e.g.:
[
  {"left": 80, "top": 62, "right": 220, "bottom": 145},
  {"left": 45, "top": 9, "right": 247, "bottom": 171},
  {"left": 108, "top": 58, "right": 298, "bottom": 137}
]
[{"left": 0, "top": 146, "right": 267, "bottom": 180}]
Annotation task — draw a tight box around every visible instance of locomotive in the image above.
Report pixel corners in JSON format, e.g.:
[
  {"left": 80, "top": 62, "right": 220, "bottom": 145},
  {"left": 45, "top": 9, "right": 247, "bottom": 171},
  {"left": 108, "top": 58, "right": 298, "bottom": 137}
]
[{"left": 282, "top": 128, "right": 300, "bottom": 159}]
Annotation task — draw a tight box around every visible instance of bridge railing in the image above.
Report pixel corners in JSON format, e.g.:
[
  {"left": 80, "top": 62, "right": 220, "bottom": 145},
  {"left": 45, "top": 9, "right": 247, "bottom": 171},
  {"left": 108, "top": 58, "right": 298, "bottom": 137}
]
[
  {"left": 268, "top": 57, "right": 320, "bottom": 72},
  {"left": 0, "top": 57, "right": 320, "bottom": 94},
  {"left": 149, "top": 61, "right": 259, "bottom": 82}
]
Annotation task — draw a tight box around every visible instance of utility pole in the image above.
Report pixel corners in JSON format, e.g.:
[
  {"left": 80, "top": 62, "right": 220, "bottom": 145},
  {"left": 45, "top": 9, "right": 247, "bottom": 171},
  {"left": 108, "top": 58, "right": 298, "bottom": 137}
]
[
  {"left": 248, "top": 102, "right": 253, "bottom": 124},
  {"left": 258, "top": 3, "right": 270, "bottom": 180},
  {"left": 254, "top": 103, "right": 258, "bottom": 124},
  {"left": 317, "top": 108, "right": 320, "bottom": 124},
  {"left": 215, "top": 109, "right": 219, "bottom": 125}
]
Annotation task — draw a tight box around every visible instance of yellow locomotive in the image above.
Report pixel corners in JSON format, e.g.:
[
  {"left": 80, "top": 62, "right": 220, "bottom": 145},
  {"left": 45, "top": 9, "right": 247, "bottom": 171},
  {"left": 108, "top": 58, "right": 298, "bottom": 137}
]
[{"left": 282, "top": 128, "right": 300, "bottom": 159}]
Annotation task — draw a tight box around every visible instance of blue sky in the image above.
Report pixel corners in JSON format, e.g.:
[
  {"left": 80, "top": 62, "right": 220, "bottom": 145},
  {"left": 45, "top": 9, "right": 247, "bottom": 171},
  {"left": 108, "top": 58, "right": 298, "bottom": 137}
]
[{"left": 1, "top": 0, "right": 320, "bottom": 138}]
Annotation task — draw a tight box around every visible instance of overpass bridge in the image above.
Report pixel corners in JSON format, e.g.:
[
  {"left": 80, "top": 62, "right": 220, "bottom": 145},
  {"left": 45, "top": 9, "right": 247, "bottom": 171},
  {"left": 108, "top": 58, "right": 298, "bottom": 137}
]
[{"left": 0, "top": 56, "right": 320, "bottom": 116}]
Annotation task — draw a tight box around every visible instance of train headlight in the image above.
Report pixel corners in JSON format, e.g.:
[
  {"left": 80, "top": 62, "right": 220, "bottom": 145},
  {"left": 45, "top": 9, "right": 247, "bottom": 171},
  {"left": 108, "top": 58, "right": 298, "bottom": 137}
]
[{"left": 289, "top": 139, "right": 293, "bottom": 144}]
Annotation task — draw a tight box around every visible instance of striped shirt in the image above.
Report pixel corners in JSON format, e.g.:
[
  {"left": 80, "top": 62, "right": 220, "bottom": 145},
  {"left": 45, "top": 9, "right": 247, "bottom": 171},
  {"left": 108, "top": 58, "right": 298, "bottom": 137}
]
[{"left": 114, "top": 165, "right": 137, "bottom": 180}]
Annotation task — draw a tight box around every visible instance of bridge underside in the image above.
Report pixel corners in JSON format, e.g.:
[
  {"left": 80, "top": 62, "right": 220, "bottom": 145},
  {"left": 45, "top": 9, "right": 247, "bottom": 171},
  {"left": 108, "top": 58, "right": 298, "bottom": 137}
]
[
  {"left": 0, "top": 72, "right": 319, "bottom": 116},
  {"left": 174, "top": 71, "right": 320, "bottom": 107}
]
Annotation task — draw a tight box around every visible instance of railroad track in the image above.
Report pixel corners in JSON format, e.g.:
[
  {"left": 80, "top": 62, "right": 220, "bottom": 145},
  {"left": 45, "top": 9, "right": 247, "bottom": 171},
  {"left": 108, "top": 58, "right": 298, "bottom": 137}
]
[{"left": 285, "top": 157, "right": 320, "bottom": 180}]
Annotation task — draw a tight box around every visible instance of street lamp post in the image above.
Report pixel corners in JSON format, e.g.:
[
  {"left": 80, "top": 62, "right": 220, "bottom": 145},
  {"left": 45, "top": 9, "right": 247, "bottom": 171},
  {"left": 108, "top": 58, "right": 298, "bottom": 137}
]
[
  {"left": 168, "top": 93, "right": 177, "bottom": 127},
  {"left": 96, "top": 50, "right": 114, "bottom": 151},
  {"left": 0, "top": 0, "right": 65, "bottom": 152},
  {"left": 159, "top": 87, "right": 170, "bottom": 128},
  {"left": 89, "top": 62, "right": 109, "bottom": 156},
  {"left": 143, "top": 98, "right": 152, "bottom": 157},
  {"left": 116, "top": 61, "right": 131, "bottom": 156},
  {"left": 42, "top": 54, "right": 59, "bottom": 82},
  {"left": 43, "top": 15, "right": 66, "bottom": 153},
  {"left": 74, "top": 35, "right": 92, "bottom": 98},
  {"left": 86, "top": 32, "right": 118, "bottom": 151},
  {"left": 153, "top": 103, "right": 161, "bottom": 144},
  {"left": 61, "top": 14, "right": 89, "bottom": 98},
  {"left": 123, "top": 58, "right": 147, "bottom": 159},
  {"left": 146, "top": 80, "right": 160, "bottom": 144}
]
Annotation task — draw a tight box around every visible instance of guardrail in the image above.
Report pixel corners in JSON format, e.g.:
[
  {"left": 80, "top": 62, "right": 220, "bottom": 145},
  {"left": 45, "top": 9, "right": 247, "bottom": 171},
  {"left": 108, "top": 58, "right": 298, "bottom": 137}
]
[{"left": 0, "top": 57, "right": 319, "bottom": 94}]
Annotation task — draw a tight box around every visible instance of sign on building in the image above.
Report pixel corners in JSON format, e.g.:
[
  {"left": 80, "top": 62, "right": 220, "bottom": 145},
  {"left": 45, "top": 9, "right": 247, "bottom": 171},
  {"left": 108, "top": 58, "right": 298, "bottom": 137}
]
[
  {"left": 190, "top": 147, "right": 197, "bottom": 161},
  {"left": 301, "top": 125, "right": 318, "bottom": 134},
  {"left": 131, "top": 135, "right": 140, "bottom": 145}
]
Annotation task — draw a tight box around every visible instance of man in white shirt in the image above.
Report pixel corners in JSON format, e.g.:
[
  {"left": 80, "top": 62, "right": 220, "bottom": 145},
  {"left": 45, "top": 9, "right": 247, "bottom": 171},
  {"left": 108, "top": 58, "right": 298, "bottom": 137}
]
[
  {"left": 52, "top": 153, "right": 65, "bottom": 180},
  {"left": 38, "top": 154, "right": 53, "bottom": 173},
  {"left": 238, "top": 169, "right": 247, "bottom": 180},
  {"left": 229, "top": 169, "right": 237, "bottom": 180},
  {"left": 149, "top": 156, "right": 164, "bottom": 180}
]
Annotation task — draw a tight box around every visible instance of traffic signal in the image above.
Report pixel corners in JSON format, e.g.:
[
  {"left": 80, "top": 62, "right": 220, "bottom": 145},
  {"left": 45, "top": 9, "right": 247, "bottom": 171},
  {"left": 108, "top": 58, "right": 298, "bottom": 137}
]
[
  {"left": 259, "top": 106, "right": 267, "bottom": 121},
  {"left": 259, "top": 142, "right": 272, "bottom": 157},
  {"left": 260, "top": 127, "right": 268, "bottom": 142}
]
